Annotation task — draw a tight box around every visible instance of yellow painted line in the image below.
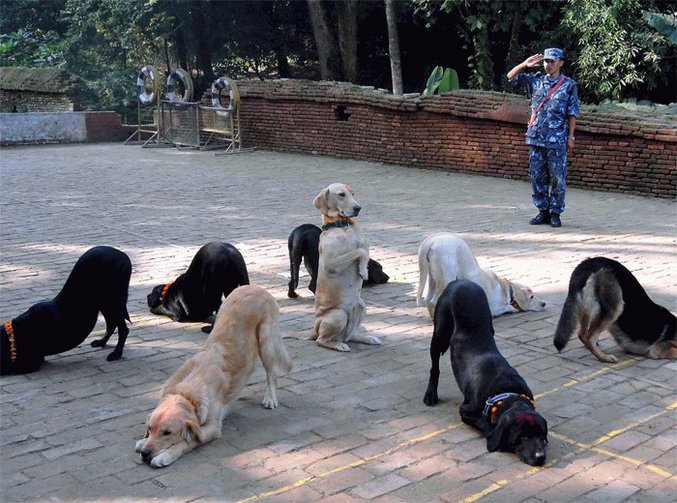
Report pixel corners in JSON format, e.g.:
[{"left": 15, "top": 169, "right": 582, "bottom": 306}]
[
  {"left": 591, "top": 403, "right": 676, "bottom": 446},
  {"left": 461, "top": 480, "right": 508, "bottom": 503},
  {"left": 459, "top": 404, "right": 675, "bottom": 503},
  {"left": 534, "top": 358, "right": 637, "bottom": 400},
  {"left": 237, "top": 422, "right": 465, "bottom": 503},
  {"left": 238, "top": 364, "right": 669, "bottom": 503},
  {"left": 550, "top": 431, "right": 673, "bottom": 478}
]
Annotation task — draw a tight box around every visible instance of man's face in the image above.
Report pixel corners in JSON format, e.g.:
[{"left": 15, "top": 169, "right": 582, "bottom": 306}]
[{"left": 543, "top": 58, "right": 564, "bottom": 76}]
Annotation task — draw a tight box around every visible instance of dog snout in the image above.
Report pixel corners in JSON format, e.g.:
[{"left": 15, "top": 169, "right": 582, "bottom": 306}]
[
  {"left": 352, "top": 205, "right": 361, "bottom": 216},
  {"left": 139, "top": 446, "right": 153, "bottom": 461},
  {"left": 531, "top": 450, "right": 546, "bottom": 466}
]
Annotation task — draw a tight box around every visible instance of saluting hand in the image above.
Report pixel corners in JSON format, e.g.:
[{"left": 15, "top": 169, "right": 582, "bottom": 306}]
[{"left": 524, "top": 54, "right": 543, "bottom": 68}]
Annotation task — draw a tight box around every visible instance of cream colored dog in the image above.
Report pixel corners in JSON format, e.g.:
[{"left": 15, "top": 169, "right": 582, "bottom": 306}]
[
  {"left": 417, "top": 233, "right": 546, "bottom": 318},
  {"left": 311, "top": 183, "right": 381, "bottom": 352},
  {"left": 135, "top": 285, "right": 292, "bottom": 468}
]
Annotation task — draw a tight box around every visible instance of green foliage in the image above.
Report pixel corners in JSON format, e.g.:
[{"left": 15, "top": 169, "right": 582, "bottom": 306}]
[
  {"left": 439, "top": 68, "right": 460, "bottom": 92},
  {"left": 423, "top": 66, "right": 460, "bottom": 95},
  {"left": 422, "top": 65, "right": 444, "bottom": 95},
  {"left": 0, "top": 29, "right": 64, "bottom": 67},
  {"left": 643, "top": 11, "right": 677, "bottom": 44},
  {"left": 413, "top": 0, "right": 553, "bottom": 91},
  {"left": 2, "top": 0, "right": 675, "bottom": 114},
  {"left": 562, "top": 0, "right": 672, "bottom": 101}
]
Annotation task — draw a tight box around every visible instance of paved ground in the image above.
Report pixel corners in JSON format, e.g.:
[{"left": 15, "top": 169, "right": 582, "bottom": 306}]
[{"left": 0, "top": 143, "right": 675, "bottom": 503}]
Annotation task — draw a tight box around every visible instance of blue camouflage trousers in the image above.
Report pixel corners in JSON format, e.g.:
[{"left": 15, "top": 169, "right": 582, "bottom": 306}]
[{"left": 529, "top": 145, "right": 567, "bottom": 215}]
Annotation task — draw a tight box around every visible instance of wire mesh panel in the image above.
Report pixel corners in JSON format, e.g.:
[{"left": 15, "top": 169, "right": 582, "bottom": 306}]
[
  {"left": 124, "top": 101, "right": 160, "bottom": 145},
  {"left": 198, "top": 106, "right": 241, "bottom": 151},
  {"left": 160, "top": 101, "right": 200, "bottom": 148}
]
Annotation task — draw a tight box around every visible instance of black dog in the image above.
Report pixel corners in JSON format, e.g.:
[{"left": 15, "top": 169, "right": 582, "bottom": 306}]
[
  {"left": 1, "top": 246, "right": 132, "bottom": 375},
  {"left": 554, "top": 257, "right": 676, "bottom": 362},
  {"left": 423, "top": 279, "right": 548, "bottom": 466},
  {"left": 147, "top": 242, "right": 249, "bottom": 325},
  {"left": 287, "top": 223, "right": 389, "bottom": 298}
]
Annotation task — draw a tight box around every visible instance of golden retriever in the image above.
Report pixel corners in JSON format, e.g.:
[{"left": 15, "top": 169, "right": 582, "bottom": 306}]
[
  {"left": 135, "top": 285, "right": 292, "bottom": 467},
  {"left": 417, "top": 233, "right": 546, "bottom": 318},
  {"left": 311, "top": 183, "right": 381, "bottom": 352}
]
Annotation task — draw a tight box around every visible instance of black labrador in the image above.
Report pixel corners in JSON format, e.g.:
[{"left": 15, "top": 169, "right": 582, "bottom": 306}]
[
  {"left": 287, "top": 223, "right": 389, "bottom": 298},
  {"left": 1, "top": 246, "right": 132, "bottom": 375},
  {"left": 423, "top": 279, "right": 548, "bottom": 466},
  {"left": 147, "top": 242, "right": 249, "bottom": 327}
]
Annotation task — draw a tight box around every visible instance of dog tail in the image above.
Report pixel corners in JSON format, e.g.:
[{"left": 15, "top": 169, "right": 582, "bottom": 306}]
[
  {"left": 553, "top": 294, "right": 578, "bottom": 352},
  {"left": 416, "top": 243, "right": 430, "bottom": 307},
  {"left": 257, "top": 311, "right": 292, "bottom": 375}
]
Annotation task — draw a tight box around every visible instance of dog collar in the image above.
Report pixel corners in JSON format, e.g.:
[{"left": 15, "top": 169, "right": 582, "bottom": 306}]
[
  {"left": 483, "top": 392, "right": 535, "bottom": 425},
  {"left": 322, "top": 216, "right": 355, "bottom": 231},
  {"left": 3, "top": 321, "right": 17, "bottom": 364},
  {"left": 503, "top": 278, "right": 522, "bottom": 311},
  {"left": 158, "top": 281, "right": 173, "bottom": 302}
]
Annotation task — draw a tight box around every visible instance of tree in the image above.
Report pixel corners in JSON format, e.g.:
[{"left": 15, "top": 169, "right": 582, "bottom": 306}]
[
  {"left": 384, "top": 0, "right": 403, "bottom": 95},
  {"left": 413, "top": 0, "right": 552, "bottom": 90},
  {"left": 561, "top": 0, "right": 674, "bottom": 101},
  {"left": 306, "top": 0, "right": 358, "bottom": 82},
  {"left": 307, "top": 0, "right": 342, "bottom": 80}
]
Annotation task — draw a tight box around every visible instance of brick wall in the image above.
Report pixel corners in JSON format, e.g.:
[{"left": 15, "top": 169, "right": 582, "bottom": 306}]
[
  {"left": 0, "top": 90, "right": 76, "bottom": 113},
  {"left": 222, "top": 79, "right": 676, "bottom": 199}
]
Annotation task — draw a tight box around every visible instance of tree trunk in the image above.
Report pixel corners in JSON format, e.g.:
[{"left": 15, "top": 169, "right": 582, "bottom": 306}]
[
  {"left": 336, "top": 0, "right": 357, "bottom": 82},
  {"left": 306, "top": 0, "right": 341, "bottom": 80},
  {"left": 191, "top": 2, "right": 214, "bottom": 96},
  {"left": 271, "top": 5, "right": 292, "bottom": 78},
  {"left": 506, "top": 1, "right": 523, "bottom": 71},
  {"left": 173, "top": 20, "right": 188, "bottom": 72},
  {"left": 384, "top": 0, "right": 403, "bottom": 95}
]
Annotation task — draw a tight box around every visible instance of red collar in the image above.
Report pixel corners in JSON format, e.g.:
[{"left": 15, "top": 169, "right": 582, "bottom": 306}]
[
  {"left": 3, "top": 321, "right": 17, "bottom": 363},
  {"left": 159, "top": 281, "right": 173, "bottom": 302}
]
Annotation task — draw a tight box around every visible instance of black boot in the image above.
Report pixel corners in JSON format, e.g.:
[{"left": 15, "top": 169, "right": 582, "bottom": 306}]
[
  {"left": 529, "top": 210, "right": 551, "bottom": 225},
  {"left": 550, "top": 212, "right": 562, "bottom": 227}
]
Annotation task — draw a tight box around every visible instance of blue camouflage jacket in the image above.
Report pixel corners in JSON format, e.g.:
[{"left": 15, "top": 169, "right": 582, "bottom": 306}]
[{"left": 511, "top": 72, "right": 580, "bottom": 148}]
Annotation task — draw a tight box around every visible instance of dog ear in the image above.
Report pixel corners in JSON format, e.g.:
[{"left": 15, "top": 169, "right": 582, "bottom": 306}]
[
  {"left": 183, "top": 420, "right": 203, "bottom": 444},
  {"left": 313, "top": 189, "right": 329, "bottom": 212},
  {"left": 486, "top": 413, "right": 514, "bottom": 452}
]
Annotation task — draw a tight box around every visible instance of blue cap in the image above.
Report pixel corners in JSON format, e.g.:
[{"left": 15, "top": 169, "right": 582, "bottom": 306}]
[{"left": 543, "top": 48, "right": 564, "bottom": 60}]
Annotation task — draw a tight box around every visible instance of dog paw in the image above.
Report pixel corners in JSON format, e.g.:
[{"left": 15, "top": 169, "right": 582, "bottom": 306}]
[
  {"left": 364, "top": 335, "right": 381, "bottom": 345},
  {"left": 262, "top": 396, "right": 278, "bottom": 409},
  {"left": 106, "top": 350, "right": 122, "bottom": 361},
  {"left": 335, "top": 342, "right": 351, "bottom": 352},
  {"left": 423, "top": 391, "right": 439, "bottom": 406},
  {"left": 150, "top": 451, "right": 175, "bottom": 468},
  {"left": 90, "top": 338, "right": 105, "bottom": 348},
  {"left": 602, "top": 354, "right": 619, "bottom": 363},
  {"left": 287, "top": 290, "right": 299, "bottom": 299}
]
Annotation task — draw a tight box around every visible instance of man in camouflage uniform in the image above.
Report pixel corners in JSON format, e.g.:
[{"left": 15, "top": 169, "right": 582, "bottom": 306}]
[{"left": 507, "top": 48, "right": 579, "bottom": 228}]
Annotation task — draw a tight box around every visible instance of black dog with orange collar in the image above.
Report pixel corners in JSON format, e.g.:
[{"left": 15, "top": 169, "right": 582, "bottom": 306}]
[
  {"left": 1, "top": 246, "right": 132, "bottom": 375},
  {"left": 423, "top": 279, "right": 548, "bottom": 466}
]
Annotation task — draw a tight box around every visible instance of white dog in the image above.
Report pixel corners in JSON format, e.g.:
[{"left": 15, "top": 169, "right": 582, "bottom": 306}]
[
  {"left": 311, "top": 183, "right": 381, "bottom": 351},
  {"left": 135, "top": 285, "right": 292, "bottom": 467},
  {"left": 417, "top": 233, "right": 546, "bottom": 318}
]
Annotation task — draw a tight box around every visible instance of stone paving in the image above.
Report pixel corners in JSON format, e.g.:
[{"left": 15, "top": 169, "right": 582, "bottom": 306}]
[{"left": 0, "top": 143, "right": 675, "bottom": 503}]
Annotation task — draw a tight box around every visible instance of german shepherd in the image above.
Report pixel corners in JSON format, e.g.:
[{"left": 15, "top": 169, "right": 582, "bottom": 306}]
[{"left": 554, "top": 257, "right": 676, "bottom": 363}]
